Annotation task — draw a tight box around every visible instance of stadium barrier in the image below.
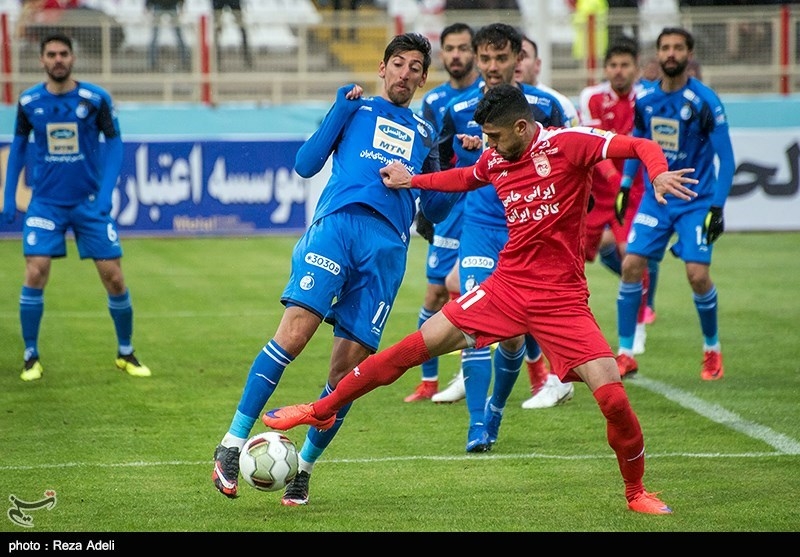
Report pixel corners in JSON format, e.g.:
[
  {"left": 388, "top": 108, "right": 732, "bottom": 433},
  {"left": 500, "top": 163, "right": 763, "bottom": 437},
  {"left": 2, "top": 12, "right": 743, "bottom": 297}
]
[{"left": 0, "top": 96, "right": 798, "bottom": 236}]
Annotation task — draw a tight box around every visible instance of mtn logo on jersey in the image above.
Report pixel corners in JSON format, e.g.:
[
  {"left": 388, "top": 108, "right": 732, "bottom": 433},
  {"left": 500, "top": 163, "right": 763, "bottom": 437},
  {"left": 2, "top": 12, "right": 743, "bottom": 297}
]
[{"left": 373, "top": 116, "right": 414, "bottom": 161}]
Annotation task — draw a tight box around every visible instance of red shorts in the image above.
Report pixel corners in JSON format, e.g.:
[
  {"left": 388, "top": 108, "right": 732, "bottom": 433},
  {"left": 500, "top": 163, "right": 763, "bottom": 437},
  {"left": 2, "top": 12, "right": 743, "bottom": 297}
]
[{"left": 441, "top": 271, "right": 613, "bottom": 381}]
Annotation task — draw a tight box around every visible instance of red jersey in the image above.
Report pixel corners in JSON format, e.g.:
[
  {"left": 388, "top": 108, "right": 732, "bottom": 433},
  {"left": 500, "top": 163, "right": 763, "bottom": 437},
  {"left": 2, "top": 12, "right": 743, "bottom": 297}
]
[{"left": 470, "top": 124, "right": 612, "bottom": 289}]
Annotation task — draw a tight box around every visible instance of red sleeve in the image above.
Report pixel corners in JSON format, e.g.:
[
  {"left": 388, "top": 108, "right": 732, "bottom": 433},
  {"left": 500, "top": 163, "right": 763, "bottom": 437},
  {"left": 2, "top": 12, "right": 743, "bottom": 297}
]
[
  {"left": 606, "top": 135, "right": 669, "bottom": 179},
  {"left": 410, "top": 166, "right": 486, "bottom": 192}
]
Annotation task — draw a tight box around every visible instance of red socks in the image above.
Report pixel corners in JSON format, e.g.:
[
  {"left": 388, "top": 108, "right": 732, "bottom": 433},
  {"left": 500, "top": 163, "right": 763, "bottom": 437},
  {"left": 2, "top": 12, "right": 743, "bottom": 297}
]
[
  {"left": 313, "top": 331, "right": 431, "bottom": 417},
  {"left": 593, "top": 382, "right": 646, "bottom": 501}
]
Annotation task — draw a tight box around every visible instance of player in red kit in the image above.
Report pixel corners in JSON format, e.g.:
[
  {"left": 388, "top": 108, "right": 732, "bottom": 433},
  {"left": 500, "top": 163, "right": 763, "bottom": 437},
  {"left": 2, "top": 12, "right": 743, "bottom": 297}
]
[
  {"left": 263, "top": 83, "right": 698, "bottom": 514},
  {"left": 578, "top": 39, "right": 654, "bottom": 355}
]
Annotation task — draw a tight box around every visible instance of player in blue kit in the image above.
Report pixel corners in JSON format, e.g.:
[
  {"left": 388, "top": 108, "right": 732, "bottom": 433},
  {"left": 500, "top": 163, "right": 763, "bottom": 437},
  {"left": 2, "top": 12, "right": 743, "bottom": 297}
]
[
  {"left": 404, "top": 22, "right": 482, "bottom": 402},
  {"left": 2, "top": 33, "right": 151, "bottom": 382},
  {"left": 437, "top": 23, "right": 567, "bottom": 452},
  {"left": 211, "top": 32, "right": 459, "bottom": 506},
  {"left": 614, "top": 27, "right": 734, "bottom": 381}
]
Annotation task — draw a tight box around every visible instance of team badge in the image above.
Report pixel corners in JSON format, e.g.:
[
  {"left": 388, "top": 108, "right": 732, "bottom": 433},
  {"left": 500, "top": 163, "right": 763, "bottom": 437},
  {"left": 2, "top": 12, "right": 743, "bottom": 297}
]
[{"left": 532, "top": 152, "right": 551, "bottom": 177}]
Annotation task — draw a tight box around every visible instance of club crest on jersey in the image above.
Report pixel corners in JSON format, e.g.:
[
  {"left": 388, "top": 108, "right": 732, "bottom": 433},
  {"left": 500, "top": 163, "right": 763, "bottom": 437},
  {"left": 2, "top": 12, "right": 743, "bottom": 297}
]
[{"left": 532, "top": 152, "right": 551, "bottom": 177}]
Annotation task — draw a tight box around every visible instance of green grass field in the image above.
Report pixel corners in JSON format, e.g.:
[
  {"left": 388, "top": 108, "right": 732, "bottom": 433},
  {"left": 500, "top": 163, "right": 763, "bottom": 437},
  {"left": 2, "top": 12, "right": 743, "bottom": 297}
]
[{"left": 1, "top": 231, "right": 798, "bottom": 534}]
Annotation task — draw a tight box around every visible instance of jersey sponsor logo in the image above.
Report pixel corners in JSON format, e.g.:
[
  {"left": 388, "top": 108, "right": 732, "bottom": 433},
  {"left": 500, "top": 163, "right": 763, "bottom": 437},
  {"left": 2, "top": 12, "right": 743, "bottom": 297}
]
[
  {"left": 24, "top": 216, "right": 56, "bottom": 230},
  {"left": 299, "top": 274, "right": 315, "bottom": 290},
  {"left": 46, "top": 122, "right": 79, "bottom": 155},
  {"left": 304, "top": 252, "right": 341, "bottom": 275},
  {"left": 461, "top": 256, "right": 495, "bottom": 270},
  {"left": 373, "top": 116, "right": 415, "bottom": 161},
  {"left": 432, "top": 235, "right": 459, "bottom": 249},
  {"left": 650, "top": 117, "right": 679, "bottom": 152},
  {"left": 633, "top": 212, "right": 658, "bottom": 227},
  {"left": 533, "top": 152, "right": 551, "bottom": 177}
]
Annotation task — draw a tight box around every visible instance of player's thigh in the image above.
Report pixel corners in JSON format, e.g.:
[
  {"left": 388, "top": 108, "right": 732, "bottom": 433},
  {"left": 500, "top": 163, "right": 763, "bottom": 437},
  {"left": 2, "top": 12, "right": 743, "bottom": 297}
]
[
  {"left": 667, "top": 204, "right": 714, "bottom": 264},
  {"left": 331, "top": 236, "right": 408, "bottom": 352},
  {"left": 71, "top": 202, "right": 123, "bottom": 260},
  {"left": 626, "top": 203, "right": 674, "bottom": 261},
  {"left": 21, "top": 200, "right": 69, "bottom": 258},
  {"left": 527, "top": 294, "right": 613, "bottom": 380}
]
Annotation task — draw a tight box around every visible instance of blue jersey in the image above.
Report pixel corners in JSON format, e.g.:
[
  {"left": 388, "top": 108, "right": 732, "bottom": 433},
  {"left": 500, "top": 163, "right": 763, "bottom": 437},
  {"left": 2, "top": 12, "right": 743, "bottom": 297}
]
[
  {"left": 419, "top": 76, "right": 483, "bottom": 131},
  {"left": 11, "top": 81, "right": 121, "bottom": 207},
  {"left": 297, "top": 88, "right": 455, "bottom": 241},
  {"left": 440, "top": 82, "right": 567, "bottom": 229},
  {"left": 623, "top": 77, "right": 735, "bottom": 208}
]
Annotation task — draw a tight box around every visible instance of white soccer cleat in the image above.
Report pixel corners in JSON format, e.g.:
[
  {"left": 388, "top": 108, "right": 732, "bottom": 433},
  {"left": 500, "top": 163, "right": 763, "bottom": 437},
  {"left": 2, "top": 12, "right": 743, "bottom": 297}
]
[
  {"left": 633, "top": 323, "right": 647, "bottom": 355},
  {"left": 521, "top": 374, "right": 574, "bottom": 409},
  {"left": 431, "top": 369, "right": 466, "bottom": 403}
]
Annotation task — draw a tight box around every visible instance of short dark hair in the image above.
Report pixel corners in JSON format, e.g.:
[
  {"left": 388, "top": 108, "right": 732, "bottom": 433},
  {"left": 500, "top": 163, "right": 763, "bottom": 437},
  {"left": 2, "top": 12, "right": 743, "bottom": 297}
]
[
  {"left": 473, "top": 23, "right": 522, "bottom": 55},
  {"left": 474, "top": 83, "right": 531, "bottom": 128},
  {"left": 384, "top": 32, "right": 433, "bottom": 73},
  {"left": 605, "top": 37, "right": 639, "bottom": 64},
  {"left": 440, "top": 22, "right": 474, "bottom": 47},
  {"left": 520, "top": 34, "right": 538, "bottom": 59},
  {"left": 40, "top": 32, "right": 73, "bottom": 55},
  {"left": 656, "top": 27, "right": 694, "bottom": 51}
]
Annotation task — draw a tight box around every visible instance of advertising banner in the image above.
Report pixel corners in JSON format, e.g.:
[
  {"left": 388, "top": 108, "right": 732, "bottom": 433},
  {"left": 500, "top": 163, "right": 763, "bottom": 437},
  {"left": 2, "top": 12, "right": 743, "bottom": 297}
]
[{"left": 1, "top": 138, "right": 311, "bottom": 237}]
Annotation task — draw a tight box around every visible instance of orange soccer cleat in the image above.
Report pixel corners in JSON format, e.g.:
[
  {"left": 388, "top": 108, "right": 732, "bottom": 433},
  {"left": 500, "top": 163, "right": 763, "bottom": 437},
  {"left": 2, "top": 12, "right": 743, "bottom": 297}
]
[
  {"left": 701, "top": 350, "right": 724, "bottom": 381},
  {"left": 403, "top": 380, "right": 438, "bottom": 402},
  {"left": 262, "top": 404, "right": 336, "bottom": 431},
  {"left": 627, "top": 491, "right": 672, "bottom": 515},
  {"left": 615, "top": 353, "right": 638, "bottom": 378}
]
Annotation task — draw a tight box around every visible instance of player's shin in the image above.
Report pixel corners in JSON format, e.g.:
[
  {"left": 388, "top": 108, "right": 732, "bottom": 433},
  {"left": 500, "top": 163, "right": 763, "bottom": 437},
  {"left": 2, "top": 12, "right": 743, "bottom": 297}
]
[{"left": 314, "top": 331, "right": 431, "bottom": 417}]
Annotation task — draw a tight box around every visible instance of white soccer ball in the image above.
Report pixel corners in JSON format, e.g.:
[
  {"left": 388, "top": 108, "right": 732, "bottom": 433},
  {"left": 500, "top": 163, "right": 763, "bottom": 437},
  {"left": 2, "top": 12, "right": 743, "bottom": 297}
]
[{"left": 238, "top": 431, "right": 299, "bottom": 492}]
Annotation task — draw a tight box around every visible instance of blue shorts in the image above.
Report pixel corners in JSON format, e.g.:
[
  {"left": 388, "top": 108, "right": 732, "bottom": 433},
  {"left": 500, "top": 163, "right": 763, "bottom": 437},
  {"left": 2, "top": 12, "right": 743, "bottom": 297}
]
[
  {"left": 22, "top": 197, "right": 123, "bottom": 260},
  {"left": 281, "top": 204, "right": 408, "bottom": 352},
  {"left": 425, "top": 201, "right": 463, "bottom": 285},
  {"left": 627, "top": 195, "right": 713, "bottom": 264},
  {"left": 458, "top": 223, "right": 508, "bottom": 294}
]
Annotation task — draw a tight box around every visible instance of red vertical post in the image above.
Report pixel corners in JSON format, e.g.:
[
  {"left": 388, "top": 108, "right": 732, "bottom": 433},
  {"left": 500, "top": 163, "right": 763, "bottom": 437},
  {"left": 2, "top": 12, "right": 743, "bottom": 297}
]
[
  {"left": 200, "top": 15, "right": 212, "bottom": 105},
  {"left": 780, "top": 4, "right": 790, "bottom": 95},
  {"left": 1, "top": 13, "right": 12, "bottom": 105},
  {"left": 586, "top": 13, "right": 597, "bottom": 87},
  {"left": 394, "top": 15, "right": 403, "bottom": 36}
]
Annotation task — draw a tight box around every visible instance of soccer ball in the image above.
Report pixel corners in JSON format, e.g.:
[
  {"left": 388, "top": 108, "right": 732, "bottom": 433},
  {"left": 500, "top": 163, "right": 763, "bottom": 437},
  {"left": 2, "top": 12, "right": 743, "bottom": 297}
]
[{"left": 238, "top": 431, "right": 299, "bottom": 492}]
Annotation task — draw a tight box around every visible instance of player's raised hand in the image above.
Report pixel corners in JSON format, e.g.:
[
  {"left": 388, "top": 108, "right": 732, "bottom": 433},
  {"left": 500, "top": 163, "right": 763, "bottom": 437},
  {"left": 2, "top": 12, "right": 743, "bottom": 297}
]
[
  {"left": 651, "top": 168, "right": 699, "bottom": 204},
  {"left": 381, "top": 161, "right": 413, "bottom": 189},
  {"left": 457, "top": 134, "right": 482, "bottom": 151}
]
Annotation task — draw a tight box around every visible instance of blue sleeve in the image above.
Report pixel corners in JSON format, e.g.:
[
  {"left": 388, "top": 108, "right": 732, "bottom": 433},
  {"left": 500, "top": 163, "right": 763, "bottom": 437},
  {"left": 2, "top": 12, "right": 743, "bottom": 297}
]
[
  {"left": 417, "top": 147, "right": 459, "bottom": 223},
  {"left": 294, "top": 85, "right": 361, "bottom": 178},
  {"left": 418, "top": 189, "right": 461, "bottom": 223},
  {"left": 2, "top": 135, "right": 27, "bottom": 220},
  {"left": 98, "top": 134, "right": 123, "bottom": 214},
  {"left": 710, "top": 124, "right": 735, "bottom": 207}
]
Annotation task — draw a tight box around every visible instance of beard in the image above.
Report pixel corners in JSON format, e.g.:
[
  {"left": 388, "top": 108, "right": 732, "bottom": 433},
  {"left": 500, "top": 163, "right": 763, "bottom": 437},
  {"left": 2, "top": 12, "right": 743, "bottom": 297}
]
[
  {"left": 448, "top": 60, "right": 474, "bottom": 80},
  {"left": 661, "top": 59, "right": 688, "bottom": 78},
  {"left": 47, "top": 65, "right": 72, "bottom": 83}
]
